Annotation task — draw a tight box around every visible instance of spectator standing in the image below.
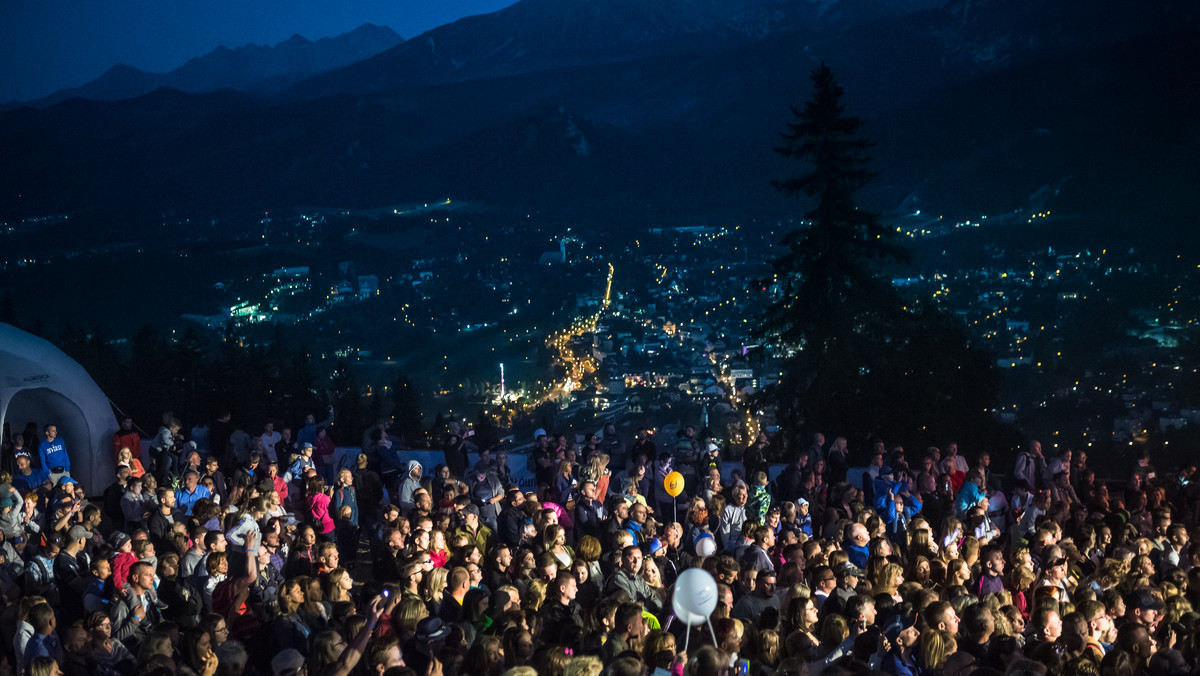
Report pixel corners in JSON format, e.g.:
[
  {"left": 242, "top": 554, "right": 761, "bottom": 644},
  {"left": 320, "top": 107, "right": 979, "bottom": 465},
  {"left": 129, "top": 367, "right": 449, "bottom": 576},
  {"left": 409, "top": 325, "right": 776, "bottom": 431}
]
[{"left": 40, "top": 424, "right": 70, "bottom": 485}]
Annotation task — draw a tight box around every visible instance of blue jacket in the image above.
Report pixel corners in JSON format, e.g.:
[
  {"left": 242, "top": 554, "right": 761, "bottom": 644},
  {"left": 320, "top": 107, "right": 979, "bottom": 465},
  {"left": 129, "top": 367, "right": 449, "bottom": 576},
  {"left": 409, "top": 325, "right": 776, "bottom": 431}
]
[
  {"left": 886, "top": 493, "right": 923, "bottom": 532},
  {"left": 333, "top": 485, "right": 359, "bottom": 527},
  {"left": 882, "top": 649, "right": 918, "bottom": 676},
  {"left": 954, "top": 481, "right": 987, "bottom": 516},
  {"left": 873, "top": 475, "right": 900, "bottom": 514},
  {"left": 846, "top": 543, "right": 869, "bottom": 568}
]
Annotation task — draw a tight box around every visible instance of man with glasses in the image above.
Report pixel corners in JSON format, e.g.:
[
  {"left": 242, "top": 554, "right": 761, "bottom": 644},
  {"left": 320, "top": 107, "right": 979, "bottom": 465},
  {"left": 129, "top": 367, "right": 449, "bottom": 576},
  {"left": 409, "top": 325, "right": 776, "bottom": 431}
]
[
  {"left": 465, "top": 562, "right": 484, "bottom": 591},
  {"left": 811, "top": 564, "right": 837, "bottom": 609}
]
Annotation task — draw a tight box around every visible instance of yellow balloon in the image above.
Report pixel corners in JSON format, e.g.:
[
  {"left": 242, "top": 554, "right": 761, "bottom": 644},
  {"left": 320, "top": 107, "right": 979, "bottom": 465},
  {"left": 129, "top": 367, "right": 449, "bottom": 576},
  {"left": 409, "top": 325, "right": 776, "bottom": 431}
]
[{"left": 664, "top": 471, "right": 685, "bottom": 497}]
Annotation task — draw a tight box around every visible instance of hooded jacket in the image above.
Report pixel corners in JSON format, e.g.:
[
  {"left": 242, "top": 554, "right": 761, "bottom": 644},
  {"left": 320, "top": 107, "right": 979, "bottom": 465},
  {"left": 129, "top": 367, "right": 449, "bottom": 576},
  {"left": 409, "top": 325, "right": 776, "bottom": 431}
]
[
  {"left": 398, "top": 460, "right": 423, "bottom": 512},
  {"left": 653, "top": 457, "right": 675, "bottom": 505}
]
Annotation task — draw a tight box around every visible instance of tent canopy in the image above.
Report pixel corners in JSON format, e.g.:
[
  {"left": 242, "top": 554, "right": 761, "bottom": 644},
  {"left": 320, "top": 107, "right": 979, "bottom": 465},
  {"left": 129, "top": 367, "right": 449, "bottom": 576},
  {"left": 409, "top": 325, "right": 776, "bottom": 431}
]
[{"left": 0, "top": 323, "right": 117, "bottom": 490}]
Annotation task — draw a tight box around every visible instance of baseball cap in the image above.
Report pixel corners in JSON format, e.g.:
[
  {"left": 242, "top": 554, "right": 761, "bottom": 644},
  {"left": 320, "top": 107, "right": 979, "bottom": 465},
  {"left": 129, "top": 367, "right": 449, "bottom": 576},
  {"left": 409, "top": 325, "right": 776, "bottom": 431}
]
[
  {"left": 463, "top": 504, "right": 480, "bottom": 517},
  {"left": 302, "top": 442, "right": 313, "bottom": 450},
  {"left": 882, "top": 611, "right": 919, "bottom": 642},
  {"left": 68, "top": 524, "right": 92, "bottom": 541},
  {"left": 1128, "top": 589, "right": 1165, "bottom": 612},
  {"left": 838, "top": 562, "right": 864, "bottom": 578},
  {"left": 272, "top": 649, "right": 305, "bottom": 676}
]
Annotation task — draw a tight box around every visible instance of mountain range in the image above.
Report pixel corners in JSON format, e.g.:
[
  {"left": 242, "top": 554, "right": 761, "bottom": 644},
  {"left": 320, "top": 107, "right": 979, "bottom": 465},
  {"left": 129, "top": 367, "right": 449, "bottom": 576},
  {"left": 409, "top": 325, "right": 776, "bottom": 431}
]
[
  {"left": 7, "top": 24, "right": 403, "bottom": 110},
  {"left": 2, "top": 0, "right": 1197, "bottom": 230}
]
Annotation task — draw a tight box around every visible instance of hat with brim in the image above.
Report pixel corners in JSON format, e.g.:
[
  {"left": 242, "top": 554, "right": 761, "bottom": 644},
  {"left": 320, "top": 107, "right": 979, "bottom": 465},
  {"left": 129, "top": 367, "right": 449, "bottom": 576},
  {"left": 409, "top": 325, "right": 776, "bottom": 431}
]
[
  {"left": 272, "top": 649, "right": 305, "bottom": 676},
  {"left": 416, "top": 616, "right": 451, "bottom": 644}
]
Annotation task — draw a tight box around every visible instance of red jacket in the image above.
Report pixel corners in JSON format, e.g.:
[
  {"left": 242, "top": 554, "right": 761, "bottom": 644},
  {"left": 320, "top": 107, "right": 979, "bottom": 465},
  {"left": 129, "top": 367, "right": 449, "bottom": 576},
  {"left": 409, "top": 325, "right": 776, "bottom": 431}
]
[
  {"left": 272, "top": 475, "right": 289, "bottom": 502},
  {"left": 113, "top": 431, "right": 141, "bottom": 462}
]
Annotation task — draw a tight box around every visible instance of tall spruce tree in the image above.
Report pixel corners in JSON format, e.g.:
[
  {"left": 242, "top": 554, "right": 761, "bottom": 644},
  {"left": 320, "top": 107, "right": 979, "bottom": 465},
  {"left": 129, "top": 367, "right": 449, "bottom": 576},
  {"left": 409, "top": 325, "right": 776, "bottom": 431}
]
[{"left": 757, "top": 63, "right": 997, "bottom": 449}]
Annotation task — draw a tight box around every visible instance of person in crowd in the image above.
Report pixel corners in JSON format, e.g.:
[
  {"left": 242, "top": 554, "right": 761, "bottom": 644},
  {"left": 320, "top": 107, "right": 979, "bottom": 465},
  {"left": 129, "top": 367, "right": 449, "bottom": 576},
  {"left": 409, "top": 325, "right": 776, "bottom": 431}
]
[
  {"left": 13, "top": 403, "right": 1200, "bottom": 676},
  {"left": 40, "top": 424, "right": 71, "bottom": 485}
]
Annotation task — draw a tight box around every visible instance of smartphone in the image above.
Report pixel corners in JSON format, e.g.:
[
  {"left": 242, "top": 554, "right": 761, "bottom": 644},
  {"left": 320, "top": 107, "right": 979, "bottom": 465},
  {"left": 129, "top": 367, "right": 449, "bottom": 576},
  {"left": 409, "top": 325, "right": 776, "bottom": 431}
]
[
  {"left": 382, "top": 589, "right": 391, "bottom": 598},
  {"left": 734, "top": 659, "right": 750, "bottom": 675}
]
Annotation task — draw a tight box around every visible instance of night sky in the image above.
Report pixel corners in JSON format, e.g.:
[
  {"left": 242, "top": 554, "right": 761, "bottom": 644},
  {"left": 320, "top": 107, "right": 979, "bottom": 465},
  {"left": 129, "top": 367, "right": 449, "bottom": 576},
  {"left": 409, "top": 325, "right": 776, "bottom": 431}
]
[{"left": 0, "top": 0, "right": 519, "bottom": 103}]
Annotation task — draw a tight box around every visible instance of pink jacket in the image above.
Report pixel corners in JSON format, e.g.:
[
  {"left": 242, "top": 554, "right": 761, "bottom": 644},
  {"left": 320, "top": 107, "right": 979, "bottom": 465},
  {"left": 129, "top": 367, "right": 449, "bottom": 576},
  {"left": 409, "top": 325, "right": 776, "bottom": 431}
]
[{"left": 309, "top": 492, "right": 334, "bottom": 534}]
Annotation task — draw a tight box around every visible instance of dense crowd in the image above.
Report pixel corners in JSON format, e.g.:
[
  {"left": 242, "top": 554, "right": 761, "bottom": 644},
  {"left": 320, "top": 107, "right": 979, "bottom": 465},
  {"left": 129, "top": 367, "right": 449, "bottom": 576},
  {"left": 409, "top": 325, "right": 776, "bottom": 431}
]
[{"left": 0, "top": 412, "right": 1197, "bottom": 676}]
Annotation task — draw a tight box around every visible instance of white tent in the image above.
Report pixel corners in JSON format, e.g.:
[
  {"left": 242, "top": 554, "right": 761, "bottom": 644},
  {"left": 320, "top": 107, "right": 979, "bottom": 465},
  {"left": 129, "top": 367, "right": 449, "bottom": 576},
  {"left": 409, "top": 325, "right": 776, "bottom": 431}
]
[{"left": 0, "top": 323, "right": 117, "bottom": 490}]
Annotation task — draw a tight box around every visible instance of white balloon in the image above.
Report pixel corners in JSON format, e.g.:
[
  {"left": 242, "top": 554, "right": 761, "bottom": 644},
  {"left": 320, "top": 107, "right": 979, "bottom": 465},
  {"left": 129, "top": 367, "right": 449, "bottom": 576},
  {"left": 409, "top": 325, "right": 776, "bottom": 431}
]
[
  {"left": 694, "top": 533, "right": 717, "bottom": 557},
  {"left": 672, "top": 592, "right": 708, "bottom": 627},
  {"left": 673, "top": 568, "right": 718, "bottom": 619}
]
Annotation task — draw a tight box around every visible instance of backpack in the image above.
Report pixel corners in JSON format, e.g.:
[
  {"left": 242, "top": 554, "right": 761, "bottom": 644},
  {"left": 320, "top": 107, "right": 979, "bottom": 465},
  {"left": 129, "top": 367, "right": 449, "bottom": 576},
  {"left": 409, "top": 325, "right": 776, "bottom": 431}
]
[{"left": 24, "top": 557, "right": 61, "bottom": 606}]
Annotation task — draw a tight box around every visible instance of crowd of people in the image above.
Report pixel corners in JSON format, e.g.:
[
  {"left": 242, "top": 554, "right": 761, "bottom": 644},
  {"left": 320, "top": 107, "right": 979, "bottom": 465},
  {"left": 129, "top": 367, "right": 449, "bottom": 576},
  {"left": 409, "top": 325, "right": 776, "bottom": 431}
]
[{"left": 0, "top": 412, "right": 1197, "bottom": 676}]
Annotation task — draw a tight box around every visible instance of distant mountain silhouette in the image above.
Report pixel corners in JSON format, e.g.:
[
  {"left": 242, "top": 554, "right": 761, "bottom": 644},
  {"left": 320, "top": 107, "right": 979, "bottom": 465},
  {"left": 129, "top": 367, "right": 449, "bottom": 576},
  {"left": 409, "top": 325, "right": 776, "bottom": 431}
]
[
  {"left": 282, "top": 0, "right": 950, "bottom": 100},
  {"left": 14, "top": 24, "right": 402, "bottom": 109},
  {"left": 0, "top": 0, "right": 1195, "bottom": 230}
]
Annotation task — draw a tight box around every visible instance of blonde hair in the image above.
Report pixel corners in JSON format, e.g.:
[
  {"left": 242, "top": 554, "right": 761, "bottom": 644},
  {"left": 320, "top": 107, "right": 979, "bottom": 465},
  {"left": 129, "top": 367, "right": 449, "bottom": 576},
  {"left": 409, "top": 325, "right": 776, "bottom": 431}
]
[
  {"left": 396, "top": 597, "right": 428, "bottom": 633},
  {"left": 423, "top": 567, "right": 448, "bottom": 605},
  {"left": 524, "top": 578, "right": 547, "bottom": 611},
  {"left": 641, "top": 558, "right": 663, "bottom": 589},
  {"left": 921, "top": 629, "right": 953, "bottom": 670},
  {"left": 1011, "top": 565, "right": 1035, "bottom": 592},
  {"left": 326, "top": 568, "right": 351, "bottom": 603},
  {"left": 562, "top": 656, "right": 604, "bottom": 676},
  {"left": 874, "top": 562, "right": 904, "bottom": 596},
  {"left": 761, "top": 629, "right": 781, "bottom": 665},
  {"left": 1165, "top": 595, "right": 1193, "bottom": 624}
]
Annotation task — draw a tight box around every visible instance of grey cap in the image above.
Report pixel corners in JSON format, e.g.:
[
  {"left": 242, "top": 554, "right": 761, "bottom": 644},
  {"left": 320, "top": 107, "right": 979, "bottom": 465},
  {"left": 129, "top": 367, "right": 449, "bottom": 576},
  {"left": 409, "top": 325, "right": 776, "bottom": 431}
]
[{"left": 68, "top": 524, "right": 92, "bottom": 541}]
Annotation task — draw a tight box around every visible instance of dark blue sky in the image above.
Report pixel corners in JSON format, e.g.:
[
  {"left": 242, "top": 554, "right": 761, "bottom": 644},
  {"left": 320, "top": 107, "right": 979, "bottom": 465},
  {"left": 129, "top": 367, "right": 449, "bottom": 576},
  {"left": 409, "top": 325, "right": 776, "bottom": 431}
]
[{"left": 1, "top": 0, "right": 520, "bottom": 102}]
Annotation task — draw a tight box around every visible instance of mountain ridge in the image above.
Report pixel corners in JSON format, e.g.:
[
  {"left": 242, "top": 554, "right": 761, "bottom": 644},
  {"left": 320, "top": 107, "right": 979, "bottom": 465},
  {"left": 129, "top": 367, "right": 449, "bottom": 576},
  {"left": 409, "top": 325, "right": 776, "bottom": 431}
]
[
  {"left": 0, "top": 0, "right": 1195, "bottom": 231},
  {"left": 7, "top": 23, "right": 403, "bottom": 110}
]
